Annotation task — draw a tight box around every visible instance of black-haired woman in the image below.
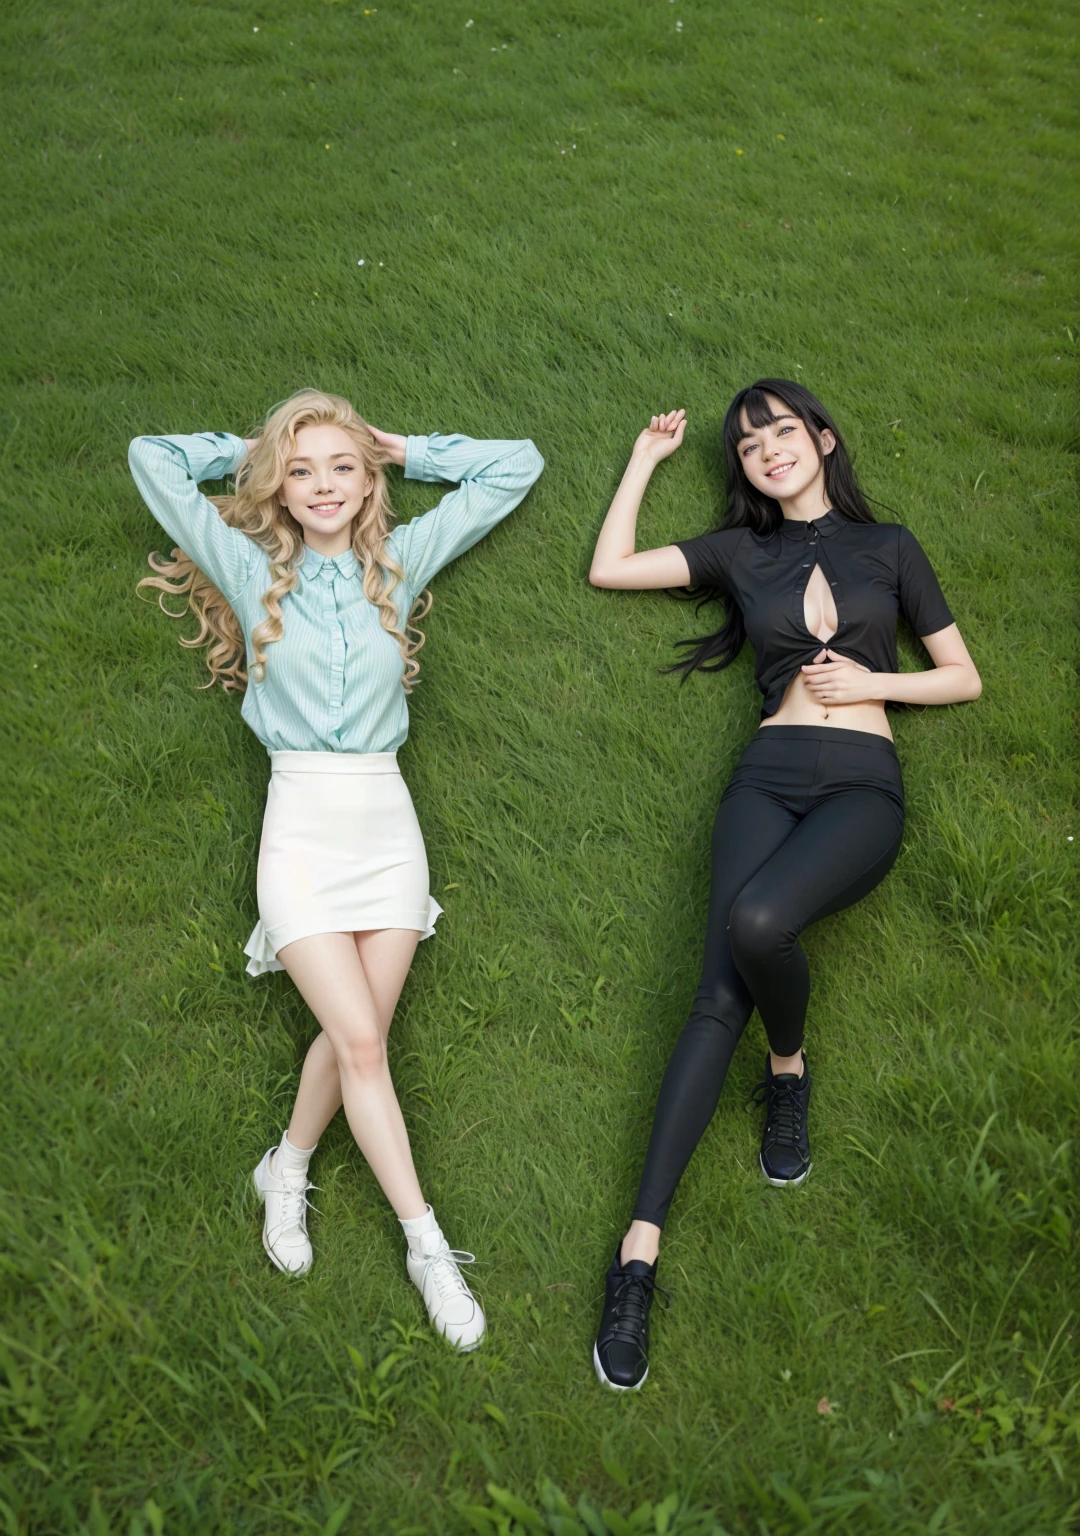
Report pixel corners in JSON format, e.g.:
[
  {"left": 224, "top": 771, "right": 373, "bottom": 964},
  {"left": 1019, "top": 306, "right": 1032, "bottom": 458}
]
[{"left": 588, "top": 382, "right": 981, "bottom": 1391}]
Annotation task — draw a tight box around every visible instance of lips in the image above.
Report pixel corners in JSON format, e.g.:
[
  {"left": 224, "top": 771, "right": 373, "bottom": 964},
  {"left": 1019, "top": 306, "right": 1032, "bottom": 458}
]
[{"left": 309, "top": 501, "right": 345, "bottom": 517}]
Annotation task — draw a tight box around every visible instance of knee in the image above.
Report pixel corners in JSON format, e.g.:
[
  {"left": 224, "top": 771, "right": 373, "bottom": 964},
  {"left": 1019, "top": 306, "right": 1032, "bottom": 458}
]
[
  {"left": 688, "top": 981, "right": 749, "bottom": 1039},
  {"left": 335, "top": 1026, "right": 386, "bottom": 1081},
  {"left": 728, "top": 897, "right": 790, "bottom": 968}
]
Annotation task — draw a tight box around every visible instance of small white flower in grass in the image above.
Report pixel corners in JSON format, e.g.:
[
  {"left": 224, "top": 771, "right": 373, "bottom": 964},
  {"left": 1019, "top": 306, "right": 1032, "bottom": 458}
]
[
  {"left": 676, "top": 19, "right": 683, "bottom": 29},
  {"left": 357, "top": 259, "right": 365, "bottom": 265},
  {"left": 1068, "top": 836, "right": 1074, "bottom": 842},
  {"left": 253, "top": 26, "right": 259, "bottom": 32},
  {"left": 465, "top": 16, "right": 473, "bottom": 24},
  {"left": 781, "top": 1368, "right": 792, "bottom": 1381}
]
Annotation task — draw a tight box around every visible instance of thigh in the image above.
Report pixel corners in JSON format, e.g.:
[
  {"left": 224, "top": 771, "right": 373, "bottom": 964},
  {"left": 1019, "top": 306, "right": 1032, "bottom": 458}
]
[
  {"left": 277, "top": 931, "right": 382, "bottom": 1054},
  {"left": 353, "top": 928, "right": 421, "bottom": 1037},
  {"left": 701, "top": 788, "right": 802, "bottom": 975},
  {"left": 737, "top": 789, "right": 903, "bottom": 935}
]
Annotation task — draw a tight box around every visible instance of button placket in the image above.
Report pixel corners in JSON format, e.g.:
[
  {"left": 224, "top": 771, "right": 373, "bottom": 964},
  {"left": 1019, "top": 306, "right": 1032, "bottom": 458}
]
[{"left": 323, "top": 569, "right": 347, "bottom": 736}]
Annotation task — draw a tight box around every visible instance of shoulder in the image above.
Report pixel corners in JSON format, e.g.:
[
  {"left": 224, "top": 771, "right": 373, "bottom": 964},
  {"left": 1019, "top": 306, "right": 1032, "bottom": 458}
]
[
  {"left": 675, "top": 525, "right": 749, "bottom": 585},
  {"left": 840, "top": 519, "right": 914, "bottom": 555},
  {"left": 677, "top": 525, "right": 748, "bottom": 554}
]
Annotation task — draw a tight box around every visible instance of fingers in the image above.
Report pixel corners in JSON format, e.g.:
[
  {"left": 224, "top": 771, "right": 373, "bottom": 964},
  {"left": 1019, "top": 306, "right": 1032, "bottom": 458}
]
[{"left": 646, "top": 409, "right": 686, "bottom": 435}]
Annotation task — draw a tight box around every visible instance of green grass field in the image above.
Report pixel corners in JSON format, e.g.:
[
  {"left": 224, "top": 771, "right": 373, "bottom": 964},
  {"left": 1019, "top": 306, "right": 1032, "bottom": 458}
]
[{"left": 2, "top": 0, "right": 1078, "bottom": 1530}]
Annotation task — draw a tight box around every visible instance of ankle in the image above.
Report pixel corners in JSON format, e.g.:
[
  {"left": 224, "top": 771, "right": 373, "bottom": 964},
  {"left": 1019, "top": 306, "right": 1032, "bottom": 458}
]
[
  {"left": 769, "top": 1049, "right": 805, "bottom": 1079},
  {"left": 619, "top": 1220, "right": 661, "bottom": 1268},
  {"left": 270, "top": 1129, "right": 317, "bottom": 1182}
]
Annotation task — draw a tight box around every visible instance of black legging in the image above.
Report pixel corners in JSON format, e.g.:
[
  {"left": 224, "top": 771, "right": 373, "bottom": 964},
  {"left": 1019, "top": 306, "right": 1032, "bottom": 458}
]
[{"left": 632, "top": 726, "right": 905, "bottom": 1228}]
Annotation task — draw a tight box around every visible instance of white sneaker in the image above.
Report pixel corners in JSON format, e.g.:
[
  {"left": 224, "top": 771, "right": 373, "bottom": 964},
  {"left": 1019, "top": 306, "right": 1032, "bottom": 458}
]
[
  {"left": 406, "top": 1229, "right": 486, "bottom": 1351},
  {"left": 252, "top": 1148, "right": 314, "bottom": 1275}
]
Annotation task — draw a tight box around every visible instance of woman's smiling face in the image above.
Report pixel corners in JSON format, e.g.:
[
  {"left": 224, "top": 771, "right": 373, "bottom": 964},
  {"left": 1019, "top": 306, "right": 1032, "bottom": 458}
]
[
  {"left": 736, "top": 394, "right": 835, "bottom": 510},
  {"left": 278, "top": 423, "right": 373, "bottom": 554}
]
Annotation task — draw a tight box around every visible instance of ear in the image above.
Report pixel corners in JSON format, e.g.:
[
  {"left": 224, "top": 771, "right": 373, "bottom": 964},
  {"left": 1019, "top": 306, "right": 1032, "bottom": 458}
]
[
  {"left": 819, "top": 428, "right": 836, "bottom": 457},
  {"left": 364, "top": 475, "right": 373, "bottom": 500}
]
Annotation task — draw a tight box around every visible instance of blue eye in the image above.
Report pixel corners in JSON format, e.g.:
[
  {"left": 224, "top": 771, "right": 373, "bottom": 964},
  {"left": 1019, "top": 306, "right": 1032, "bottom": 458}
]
[{"left": 778, "top": 425, "right": 794, "bottom": 435}]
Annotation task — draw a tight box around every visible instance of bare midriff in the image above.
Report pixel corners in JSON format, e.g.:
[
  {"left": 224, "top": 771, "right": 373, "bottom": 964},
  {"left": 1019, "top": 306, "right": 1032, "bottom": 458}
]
[{"left": 760, "top": 671, "right": 893, "bottom": 740}]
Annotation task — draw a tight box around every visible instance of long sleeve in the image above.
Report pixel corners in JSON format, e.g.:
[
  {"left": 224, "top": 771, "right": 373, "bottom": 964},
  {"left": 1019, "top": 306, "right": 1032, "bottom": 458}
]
[
  {"left": 129, "top": 432, "right": 258, "bottom": 603},
  {"left": 389, "top": 433, "right": 544, "bottom": 589}
]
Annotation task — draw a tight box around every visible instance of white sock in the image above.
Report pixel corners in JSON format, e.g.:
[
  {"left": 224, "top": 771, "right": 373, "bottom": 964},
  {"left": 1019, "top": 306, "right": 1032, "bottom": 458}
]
[
  {"left": 399, "top": 1204, "right": 439, "bottom": 1251},
  {"left": 270, "top": 1130, "right": 316, "bottom": 1184}
]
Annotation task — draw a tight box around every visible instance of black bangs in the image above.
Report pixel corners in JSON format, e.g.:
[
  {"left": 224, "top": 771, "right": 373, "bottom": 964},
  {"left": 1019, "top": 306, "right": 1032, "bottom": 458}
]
[{"left": 738, "top": 386, "right": 783, "bottom": 431}]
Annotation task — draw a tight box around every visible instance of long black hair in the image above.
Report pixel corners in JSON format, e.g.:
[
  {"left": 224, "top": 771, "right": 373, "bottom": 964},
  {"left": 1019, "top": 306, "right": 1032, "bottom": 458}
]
[{"left": 670, "top": 379, "right": 877, "bottom": 680}]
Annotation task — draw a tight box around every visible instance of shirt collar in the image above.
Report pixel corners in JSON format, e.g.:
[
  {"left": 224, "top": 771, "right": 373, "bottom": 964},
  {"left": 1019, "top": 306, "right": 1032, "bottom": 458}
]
[
  {"left": 780, "top": 507, "right": 842, "bottom": 540},
  {"left": 299, "top": 546, "right": 360, "bottom": 581}
]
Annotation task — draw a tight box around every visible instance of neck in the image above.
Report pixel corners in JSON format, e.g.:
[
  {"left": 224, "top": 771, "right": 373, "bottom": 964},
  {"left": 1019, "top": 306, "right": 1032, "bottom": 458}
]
[
  {"left": 305, "top": 529, "right": 353, "bottom": 558},
  {"left": 778, "top": 472, "right": 831, "bottom": 523}
]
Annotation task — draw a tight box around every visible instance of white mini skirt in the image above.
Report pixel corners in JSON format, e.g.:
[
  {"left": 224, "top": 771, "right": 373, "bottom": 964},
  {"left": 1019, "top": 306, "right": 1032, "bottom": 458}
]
[{"left": 243, "top": 751, "right": 442, "bottom": 978}]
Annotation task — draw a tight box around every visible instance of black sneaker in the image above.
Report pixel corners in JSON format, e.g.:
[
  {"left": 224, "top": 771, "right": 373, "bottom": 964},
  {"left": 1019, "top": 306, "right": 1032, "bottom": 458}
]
[
  {"left": 752, "top": 1054, "right": 812, "bottom": 1185},
  {"left": 593, "top": 1248, "right": 663, "bottom": 1392}
]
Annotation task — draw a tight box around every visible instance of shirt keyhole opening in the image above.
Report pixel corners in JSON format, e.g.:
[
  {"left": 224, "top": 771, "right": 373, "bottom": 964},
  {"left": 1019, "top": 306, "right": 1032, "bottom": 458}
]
[{"left": 803, "top": 561, "right": 839, "bottom": 645}]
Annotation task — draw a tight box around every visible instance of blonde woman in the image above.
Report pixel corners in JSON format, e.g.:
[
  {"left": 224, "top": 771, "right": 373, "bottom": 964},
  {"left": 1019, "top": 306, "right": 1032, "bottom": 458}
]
[{"left": 129, "top": 390, "right": 543, "bottom": 1350}]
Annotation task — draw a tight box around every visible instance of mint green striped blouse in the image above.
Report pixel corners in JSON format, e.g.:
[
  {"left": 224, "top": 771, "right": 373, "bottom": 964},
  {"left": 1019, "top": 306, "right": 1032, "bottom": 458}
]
[{"left": 129, "top": 430, "right": 544, "bottom": 754}]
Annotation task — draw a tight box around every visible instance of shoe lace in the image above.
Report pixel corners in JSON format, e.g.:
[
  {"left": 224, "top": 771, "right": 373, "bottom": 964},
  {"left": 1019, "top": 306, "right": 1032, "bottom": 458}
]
[
  {"left": 750, "top": 1078, "right": 804, "bottom": 1145},
  {"left": 279, "top": 1181, "right": 318, "bottom": 1230},
  {"left": 605, "top": 1273, "right": 670, "bottom": 1348},
  {"left": 426, "top": 1247, "right": 478, "bottom": 1307}
]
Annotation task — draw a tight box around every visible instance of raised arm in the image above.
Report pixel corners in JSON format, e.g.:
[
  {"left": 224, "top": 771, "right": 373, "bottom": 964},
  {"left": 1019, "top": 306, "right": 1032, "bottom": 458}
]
[
  {"left": 373, "top": 428, "right": 544, "bottom": 590},
  {"left": 128, "top": 432, "right": 257, "bottom": 602},
  {"left": 589, "top": 411, "right": 693, "bottom": 590}
]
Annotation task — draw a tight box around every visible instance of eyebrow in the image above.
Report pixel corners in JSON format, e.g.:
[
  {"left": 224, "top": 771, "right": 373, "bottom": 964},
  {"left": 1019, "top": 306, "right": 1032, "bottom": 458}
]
[
  {"left": 286, "top": 453, "right": 359, "bottom": 464},
  {"left": 737, "top": 414, "right": 799, "bottom": 443}
]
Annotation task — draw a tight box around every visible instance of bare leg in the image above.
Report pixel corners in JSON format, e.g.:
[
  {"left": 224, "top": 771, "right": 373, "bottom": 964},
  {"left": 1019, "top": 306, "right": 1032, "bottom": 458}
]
[
  {"left": 620, "top": 1219, "right": 661, "bottom": 1266},
  {"left": 769, "top": 1049, "right": 805, "bottom": 1079},
  {"left": 287, "top": 1032, "right": 343, "bottom": 1151},
  {"left": 286, "top": 928, "right": 420, "bottom": 1149},
  {"left": 277, "top": 929, "right": 424, "bottom": 1218}
]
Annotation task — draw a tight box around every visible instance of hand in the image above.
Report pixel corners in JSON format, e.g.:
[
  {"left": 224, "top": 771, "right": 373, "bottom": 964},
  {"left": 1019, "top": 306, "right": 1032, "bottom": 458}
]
[
  {"left": 631, "top": 409, "right": 686, "bottom": 467},
  {"left": 243, "top": 437, "right": 261, "bottom": 456},
  {"left": 367, "top": 426, "right": 407, "bottom": 466},
  {"left": 800, "top": 648, "right": 879, "bottom": 706}
]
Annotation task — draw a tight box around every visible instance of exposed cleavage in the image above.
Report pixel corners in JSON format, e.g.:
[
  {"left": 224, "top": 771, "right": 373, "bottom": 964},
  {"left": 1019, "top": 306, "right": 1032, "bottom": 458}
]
[{"left": 803, "top": 562, "right": 838, "bottom": 645}]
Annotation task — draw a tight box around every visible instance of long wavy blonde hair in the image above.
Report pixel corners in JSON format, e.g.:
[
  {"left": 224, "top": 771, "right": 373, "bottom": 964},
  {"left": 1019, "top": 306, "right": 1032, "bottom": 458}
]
[{"left": 138, "top": 389, "right": 431, "bottom": 692}]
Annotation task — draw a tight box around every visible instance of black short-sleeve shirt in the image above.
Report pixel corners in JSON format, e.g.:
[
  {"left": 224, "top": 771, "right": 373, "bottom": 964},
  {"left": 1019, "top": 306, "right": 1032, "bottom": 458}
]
[{"left": 675, "top": 510, "right": 954, "bottom": 717}]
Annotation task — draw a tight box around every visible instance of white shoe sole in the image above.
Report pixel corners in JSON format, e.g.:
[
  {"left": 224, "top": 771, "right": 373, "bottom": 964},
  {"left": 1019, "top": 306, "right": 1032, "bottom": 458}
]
[
  {"left": 449, "top": 1330, "right": 485, "bottom": 1355},
  {"left": 593, "top": 1341, "right": 648, "bottom": 1392},
  {"left": 759, "top": 1154, "right": 811, "bottom": 1188}
]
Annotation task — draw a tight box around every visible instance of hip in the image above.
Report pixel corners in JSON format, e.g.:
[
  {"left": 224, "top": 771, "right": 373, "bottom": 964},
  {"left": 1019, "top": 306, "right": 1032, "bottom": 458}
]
[
  {"left": 724, "top": 725, "right": 904, "bottom": 819},
  {"left": 262, "top": 751, "right": 423, "bottom": 847}
]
